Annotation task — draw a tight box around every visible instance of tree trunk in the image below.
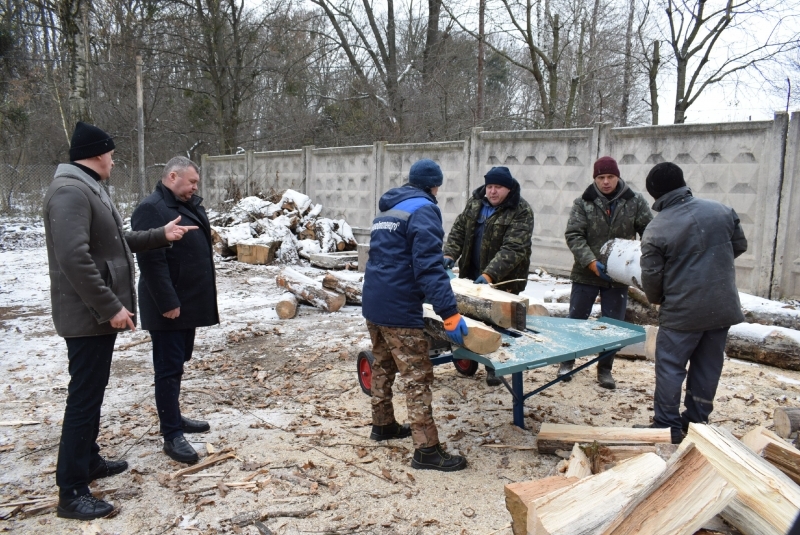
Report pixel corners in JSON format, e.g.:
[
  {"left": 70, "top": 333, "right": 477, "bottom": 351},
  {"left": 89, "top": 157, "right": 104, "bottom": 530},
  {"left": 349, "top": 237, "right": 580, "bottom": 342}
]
[
  {"left": 322, "top": 272, "right": 362, "bottom": 305},
  {"left": 275, "top": 268, "right": 345, "bottom": 312},
  {"left": 423, "top": 0, "right": 441, "bottom": 84},
  {"left": 673, "top": 56, "right": 688, "bottom": 124},
  {"left": 620, "top": 0, "right": 636, "bottom": 126},
  {"left": 476, "top": 0, "right": 485, "bottom": 122},
  {"left": 649, "top": 41, "right": 660, "bottom": 125},
  {"left": 60, "top": 0, "right": 92, "bottom": 125}
]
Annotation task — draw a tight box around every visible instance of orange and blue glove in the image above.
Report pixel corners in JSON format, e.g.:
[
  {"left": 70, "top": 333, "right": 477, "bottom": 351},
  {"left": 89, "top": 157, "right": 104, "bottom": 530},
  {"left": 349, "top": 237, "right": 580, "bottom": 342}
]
[{"left": 443, "top": 313, "right": 469, "bottom": 346}]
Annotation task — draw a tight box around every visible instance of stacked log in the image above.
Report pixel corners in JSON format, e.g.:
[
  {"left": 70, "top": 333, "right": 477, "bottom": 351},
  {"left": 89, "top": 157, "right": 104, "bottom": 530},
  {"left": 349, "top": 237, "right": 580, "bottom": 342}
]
[{"left": 507, "top": 423, "right": 800, "bottom": 535}]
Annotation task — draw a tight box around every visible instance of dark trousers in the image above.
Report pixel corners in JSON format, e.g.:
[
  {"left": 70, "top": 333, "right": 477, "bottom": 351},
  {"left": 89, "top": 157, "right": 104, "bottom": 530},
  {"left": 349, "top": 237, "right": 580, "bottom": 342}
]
[
  {"left": 653, "top": 326, "right": 728, "bottom": 443},
  {"left": 566, "top": 282, "right": 628, "bottom": 372},
  {"left": 151, "top": 329, "right": 195, "bottom": 441},
  {"left": 56, "top": 333, "right": 116, "bottom": 500}
]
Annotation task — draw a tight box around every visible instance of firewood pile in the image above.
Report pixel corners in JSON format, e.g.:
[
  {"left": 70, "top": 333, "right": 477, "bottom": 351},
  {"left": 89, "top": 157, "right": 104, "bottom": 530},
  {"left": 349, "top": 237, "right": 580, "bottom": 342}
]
[
  {"left": 275, "top": 268, "right": 363, "bottom": 318},
  {"left": 505, "top": 422, "right": 800, "bottom": 535},
  {"left": 209, "top": 190, "right": 358, "bottom": 264}
]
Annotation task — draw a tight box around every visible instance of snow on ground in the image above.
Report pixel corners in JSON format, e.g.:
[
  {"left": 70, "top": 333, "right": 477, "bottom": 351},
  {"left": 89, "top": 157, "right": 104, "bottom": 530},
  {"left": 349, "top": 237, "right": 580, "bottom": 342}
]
[{"left": 2, "top": 217, "right": 800, "bottom": 534}]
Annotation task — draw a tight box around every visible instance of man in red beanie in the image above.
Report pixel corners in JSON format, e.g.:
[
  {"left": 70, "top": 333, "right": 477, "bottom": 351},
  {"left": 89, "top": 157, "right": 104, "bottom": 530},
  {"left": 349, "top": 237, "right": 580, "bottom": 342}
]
[
  {"left": 44, "top": 122, "right": 197, "bottom": 520},
  {"left": 559, "top": 156, "right": 653, "bottom": 389}
]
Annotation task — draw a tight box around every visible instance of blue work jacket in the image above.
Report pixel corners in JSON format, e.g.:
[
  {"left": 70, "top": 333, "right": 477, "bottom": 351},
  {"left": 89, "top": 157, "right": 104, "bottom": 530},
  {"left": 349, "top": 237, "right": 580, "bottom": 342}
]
[{"left": 362, "top": 184, "right": 458, "bottom": 328}]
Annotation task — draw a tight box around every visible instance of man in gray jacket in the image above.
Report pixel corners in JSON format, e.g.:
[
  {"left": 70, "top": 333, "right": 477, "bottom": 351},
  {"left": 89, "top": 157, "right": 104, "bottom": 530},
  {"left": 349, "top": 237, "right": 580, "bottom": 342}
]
[
  {"left": 638, "top": 162, "right": 747, "bottom": 444},
  {"left": 44, "top": 122, "right": 196, "bottom": 520}
]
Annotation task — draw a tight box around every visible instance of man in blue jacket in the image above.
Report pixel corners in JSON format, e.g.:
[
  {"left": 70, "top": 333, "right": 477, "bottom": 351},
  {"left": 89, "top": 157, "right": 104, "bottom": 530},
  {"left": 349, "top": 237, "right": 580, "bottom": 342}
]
[
  {"left": 362, "top": 159, "right": 468, "bottom": 472},
  {"left": 638, "top": 162, "right": 747, "bottom": 444},
  {"left": 132, "top": 156, "right": 220, "bottom": 464}
]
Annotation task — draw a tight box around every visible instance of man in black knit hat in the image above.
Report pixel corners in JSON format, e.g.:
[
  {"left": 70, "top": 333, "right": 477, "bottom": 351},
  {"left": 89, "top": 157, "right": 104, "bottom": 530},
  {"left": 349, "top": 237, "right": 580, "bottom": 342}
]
[
  {"left": 44, "top": 122, "right": 197, "bottom": 520},
  {"left": 636, "top": 162, "right": 747, "bottom": 444},
  {"left": 443, "top": 166, "right": 534, "bottom": 386}
]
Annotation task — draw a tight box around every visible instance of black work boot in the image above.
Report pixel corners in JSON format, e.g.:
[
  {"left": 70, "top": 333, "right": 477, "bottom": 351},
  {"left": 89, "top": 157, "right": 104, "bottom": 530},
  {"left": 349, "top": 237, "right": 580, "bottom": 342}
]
[
  {"left": 181, "top": 415, "right": 210, "bottom": 434},
  {"left": 370, "top": 422, "right": 412, "bottom": 441},
  {"left": 164, "top": 435, "right": 199, "bottom": 464},
  {"left": 57, "top": 494, "right": 115, "bottom": 520},
  {"left": 411, "top": 443, "right": 467, "bottom": 472},
  {"left": 88, "top": 457, "right": 128, "bottom": 482},
  {"left": 485, "top": 367, "right": 502, "bottom": 386},
  {"left": 597, "top": 368, "right": 616, "bottom": 389},
  {"left": 557, "top": 360, "right": 574, "bottom": 382}
]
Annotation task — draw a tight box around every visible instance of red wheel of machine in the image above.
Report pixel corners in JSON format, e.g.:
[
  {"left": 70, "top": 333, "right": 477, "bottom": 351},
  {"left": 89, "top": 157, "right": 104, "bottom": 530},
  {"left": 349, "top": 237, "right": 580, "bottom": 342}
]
[
  {"left": 452, "top": 358, "right": 478, "bottom": 376},
  {"left": 357, "top": 350, "right": 375, "bottom": 396}
]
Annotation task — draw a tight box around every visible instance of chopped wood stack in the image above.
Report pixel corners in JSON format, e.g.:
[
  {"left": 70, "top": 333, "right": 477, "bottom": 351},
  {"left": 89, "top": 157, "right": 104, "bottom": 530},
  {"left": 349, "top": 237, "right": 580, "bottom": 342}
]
[
  {"left": 505, "top": 423, "right": 800, "bottom": 535},
  {"left": 209, "top": 190, "right": 358, "bottom": 265}
]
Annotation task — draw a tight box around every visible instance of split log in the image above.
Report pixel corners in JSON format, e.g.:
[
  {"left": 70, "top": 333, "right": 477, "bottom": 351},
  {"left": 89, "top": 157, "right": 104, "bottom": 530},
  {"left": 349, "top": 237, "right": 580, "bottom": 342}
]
[
  {"left": 357, "top": 243, "right": 369, "bottom": 272},
  {"left": 679, "top": 423, "right": 800, "bottom": 535},
  {"left": 275, "top": 267, "right": 345, "bottom": 313},
  {"left": 275, "top": 293, "right": 298, "bottom": 320},
  {"left": 726, "top": 323, "right": 800, "bottom": 371},
  {"left": 504, "top": 476, "right": 579, "bottom": 535},
  {"left": 565, "top": 443, "right": 592, "bottom": 479},
  {"left": 236, "top": 241, "right": 280, "bottom": 265},
  {"left": 741, "top": 426, "right": 800, "bottom": 485},
  {"left": 526, "top": 453, "right": 667, "bottom": 535},
  {"left": 322, "top": 272, "right": 363, "bottom": 305},
  {"left": 536, "top": 424, "right": 671, "bottom": 454},
  {"left": 422, "top": 304, "right": 502, "bottom": 355},
  {"left": 450, "top": 278, "right": 528, "bottom": 329},
  {"left": 604, "top": 443, "right": 736, "bottom": 535},
  {"left": 774, "top": 407, "right": 800, "bottom": 439}
]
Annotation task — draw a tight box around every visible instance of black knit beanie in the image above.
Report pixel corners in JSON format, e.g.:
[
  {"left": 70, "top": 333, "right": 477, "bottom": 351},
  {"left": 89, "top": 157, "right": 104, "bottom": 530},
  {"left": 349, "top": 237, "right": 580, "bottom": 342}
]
[
  {"left": 69, "top": 122, "right": 115, "bottom": 161},
  {"left": 484, "top": 166, "right": 514, "bottom": 190},
  {"left": 409, "top": 159, "right": 444, "bottom": 189},
  {"left": 646, "top": 162, "right": 686, "bottom": 199}
]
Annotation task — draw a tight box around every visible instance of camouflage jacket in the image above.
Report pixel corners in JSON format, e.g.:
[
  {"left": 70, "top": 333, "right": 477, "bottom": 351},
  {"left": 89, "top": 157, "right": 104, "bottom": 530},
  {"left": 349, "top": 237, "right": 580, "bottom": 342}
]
[
  {"left": 444, "top": 181, "right": 534, "bottom": 295},
  {"left": 565, "top": 180, "right": 653, "bottom": 288}
]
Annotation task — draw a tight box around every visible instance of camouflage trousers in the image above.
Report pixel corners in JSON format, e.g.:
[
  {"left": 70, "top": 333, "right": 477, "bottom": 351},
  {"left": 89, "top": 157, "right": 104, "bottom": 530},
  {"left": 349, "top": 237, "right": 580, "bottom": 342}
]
[{"left": 366, "top": 321, "right": 439, "bottom": 449}]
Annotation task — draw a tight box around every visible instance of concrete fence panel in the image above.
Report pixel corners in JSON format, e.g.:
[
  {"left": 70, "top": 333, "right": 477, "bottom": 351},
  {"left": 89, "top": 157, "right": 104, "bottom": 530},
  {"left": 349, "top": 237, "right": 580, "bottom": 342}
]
[
  {"left": 307, "top": 145, "right": 374, "bottom": 229},
  {"left": 201, "top": 154, "right": 248, "bottom": 206},
  {"left": 475, "top": 128, "right": 597, "bottom": 275},
  {"left": 380, "top": 141, "right": 469, "bottom": 232},
  {"left": 251, "top": 149, "right": 304, "bottom": 194},
  {"left": 773, "top": 111, "right": 800, "bottom": 300},
  {"left": 603, "top": 114, "right": 788, "bottom": 297}
]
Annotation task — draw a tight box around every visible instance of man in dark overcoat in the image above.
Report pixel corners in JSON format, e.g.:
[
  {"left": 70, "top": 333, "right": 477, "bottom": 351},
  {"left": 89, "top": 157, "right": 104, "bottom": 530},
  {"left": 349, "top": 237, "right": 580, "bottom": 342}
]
[
  {"left": 44, "top": 123, "right": 196, "bottom": 520},
  {"left": 638, "top": 162, "right": 747, "bottom": 444},
  {"left": 132, "top": 156, "right": 219, "bottom": 464}
]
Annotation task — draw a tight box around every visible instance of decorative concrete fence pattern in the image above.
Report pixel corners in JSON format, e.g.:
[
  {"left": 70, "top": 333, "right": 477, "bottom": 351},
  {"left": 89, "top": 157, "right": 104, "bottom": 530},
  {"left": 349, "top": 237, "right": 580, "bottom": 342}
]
[{"left": 199, "top": 111, "right": 800, "bottom": 300}]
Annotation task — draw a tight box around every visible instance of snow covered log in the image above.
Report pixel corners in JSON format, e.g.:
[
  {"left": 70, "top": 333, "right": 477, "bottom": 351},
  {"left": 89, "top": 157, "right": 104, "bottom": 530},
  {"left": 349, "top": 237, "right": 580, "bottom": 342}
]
[
  {"left": 275, "top": 267, "right": 345, "bottom": 313},
  {"left": 773, "top": 408, "right": 800, "bottom": 439},
  {"left": 422, "top": 304, "right": 501, "bottom": 354},
  {"left": 726, "top": 323, "right": 800, "bottom": 370},
  {"left": 679, "top": 423, "right": 800, "bottom": 535},
  {"left": 605, "top": 443, "right": 736, "bottom": 535},
  {"left": 600, "top": 239, "right": 800, "bottom": 330},
  {"left": 598, "top": 238, "right": 645, "bottom": 291},
  {"left": 526, "top": 453, "right": 667, "bottom": 535},
  {"left": 322, "top": 272, "right": 363, "bottom": 305},
  {"left": 275, "top": 293, "right": 298, "bottom": 319}
]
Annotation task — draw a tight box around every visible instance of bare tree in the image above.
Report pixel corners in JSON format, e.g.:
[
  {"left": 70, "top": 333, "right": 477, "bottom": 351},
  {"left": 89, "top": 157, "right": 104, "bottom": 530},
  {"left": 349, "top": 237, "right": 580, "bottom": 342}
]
[
  {"left": 664, "top": 0, "right": 800, "bottom": 124},
  {"left": 58, "top": 0, "right": 92, "bottom": 124}
]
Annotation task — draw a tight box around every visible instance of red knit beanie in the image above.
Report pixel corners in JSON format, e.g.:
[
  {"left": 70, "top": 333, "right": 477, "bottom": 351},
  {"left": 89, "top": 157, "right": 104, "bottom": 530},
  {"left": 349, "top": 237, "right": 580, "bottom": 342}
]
[{"left": 593, "top": 156, "right": 620, "bottom": 178}]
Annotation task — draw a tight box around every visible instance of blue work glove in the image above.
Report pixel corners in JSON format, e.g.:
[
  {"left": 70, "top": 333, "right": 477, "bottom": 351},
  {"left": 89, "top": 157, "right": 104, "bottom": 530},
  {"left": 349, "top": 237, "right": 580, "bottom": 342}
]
[
  {"left": 442, "top": 256, "right": 455, "bottom": 270},
  {"left": 595, "top": 261, "right": 613, "bottom": 282},
  {"left": 443, "top": 313, "right": 469, "bottom": 346},
  {"left": 475, "top": 275, "right": 490, "bottom": 285}
]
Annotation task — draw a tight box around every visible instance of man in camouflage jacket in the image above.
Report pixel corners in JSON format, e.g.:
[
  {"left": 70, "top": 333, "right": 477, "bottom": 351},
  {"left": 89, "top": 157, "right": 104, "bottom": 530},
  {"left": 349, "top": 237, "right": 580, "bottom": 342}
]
[
  {"left": 443, "top": 166, "right": 534, "bottom": 385},
  {"left": 558, "top": 156, "right": 653, "bottom": 389}
]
